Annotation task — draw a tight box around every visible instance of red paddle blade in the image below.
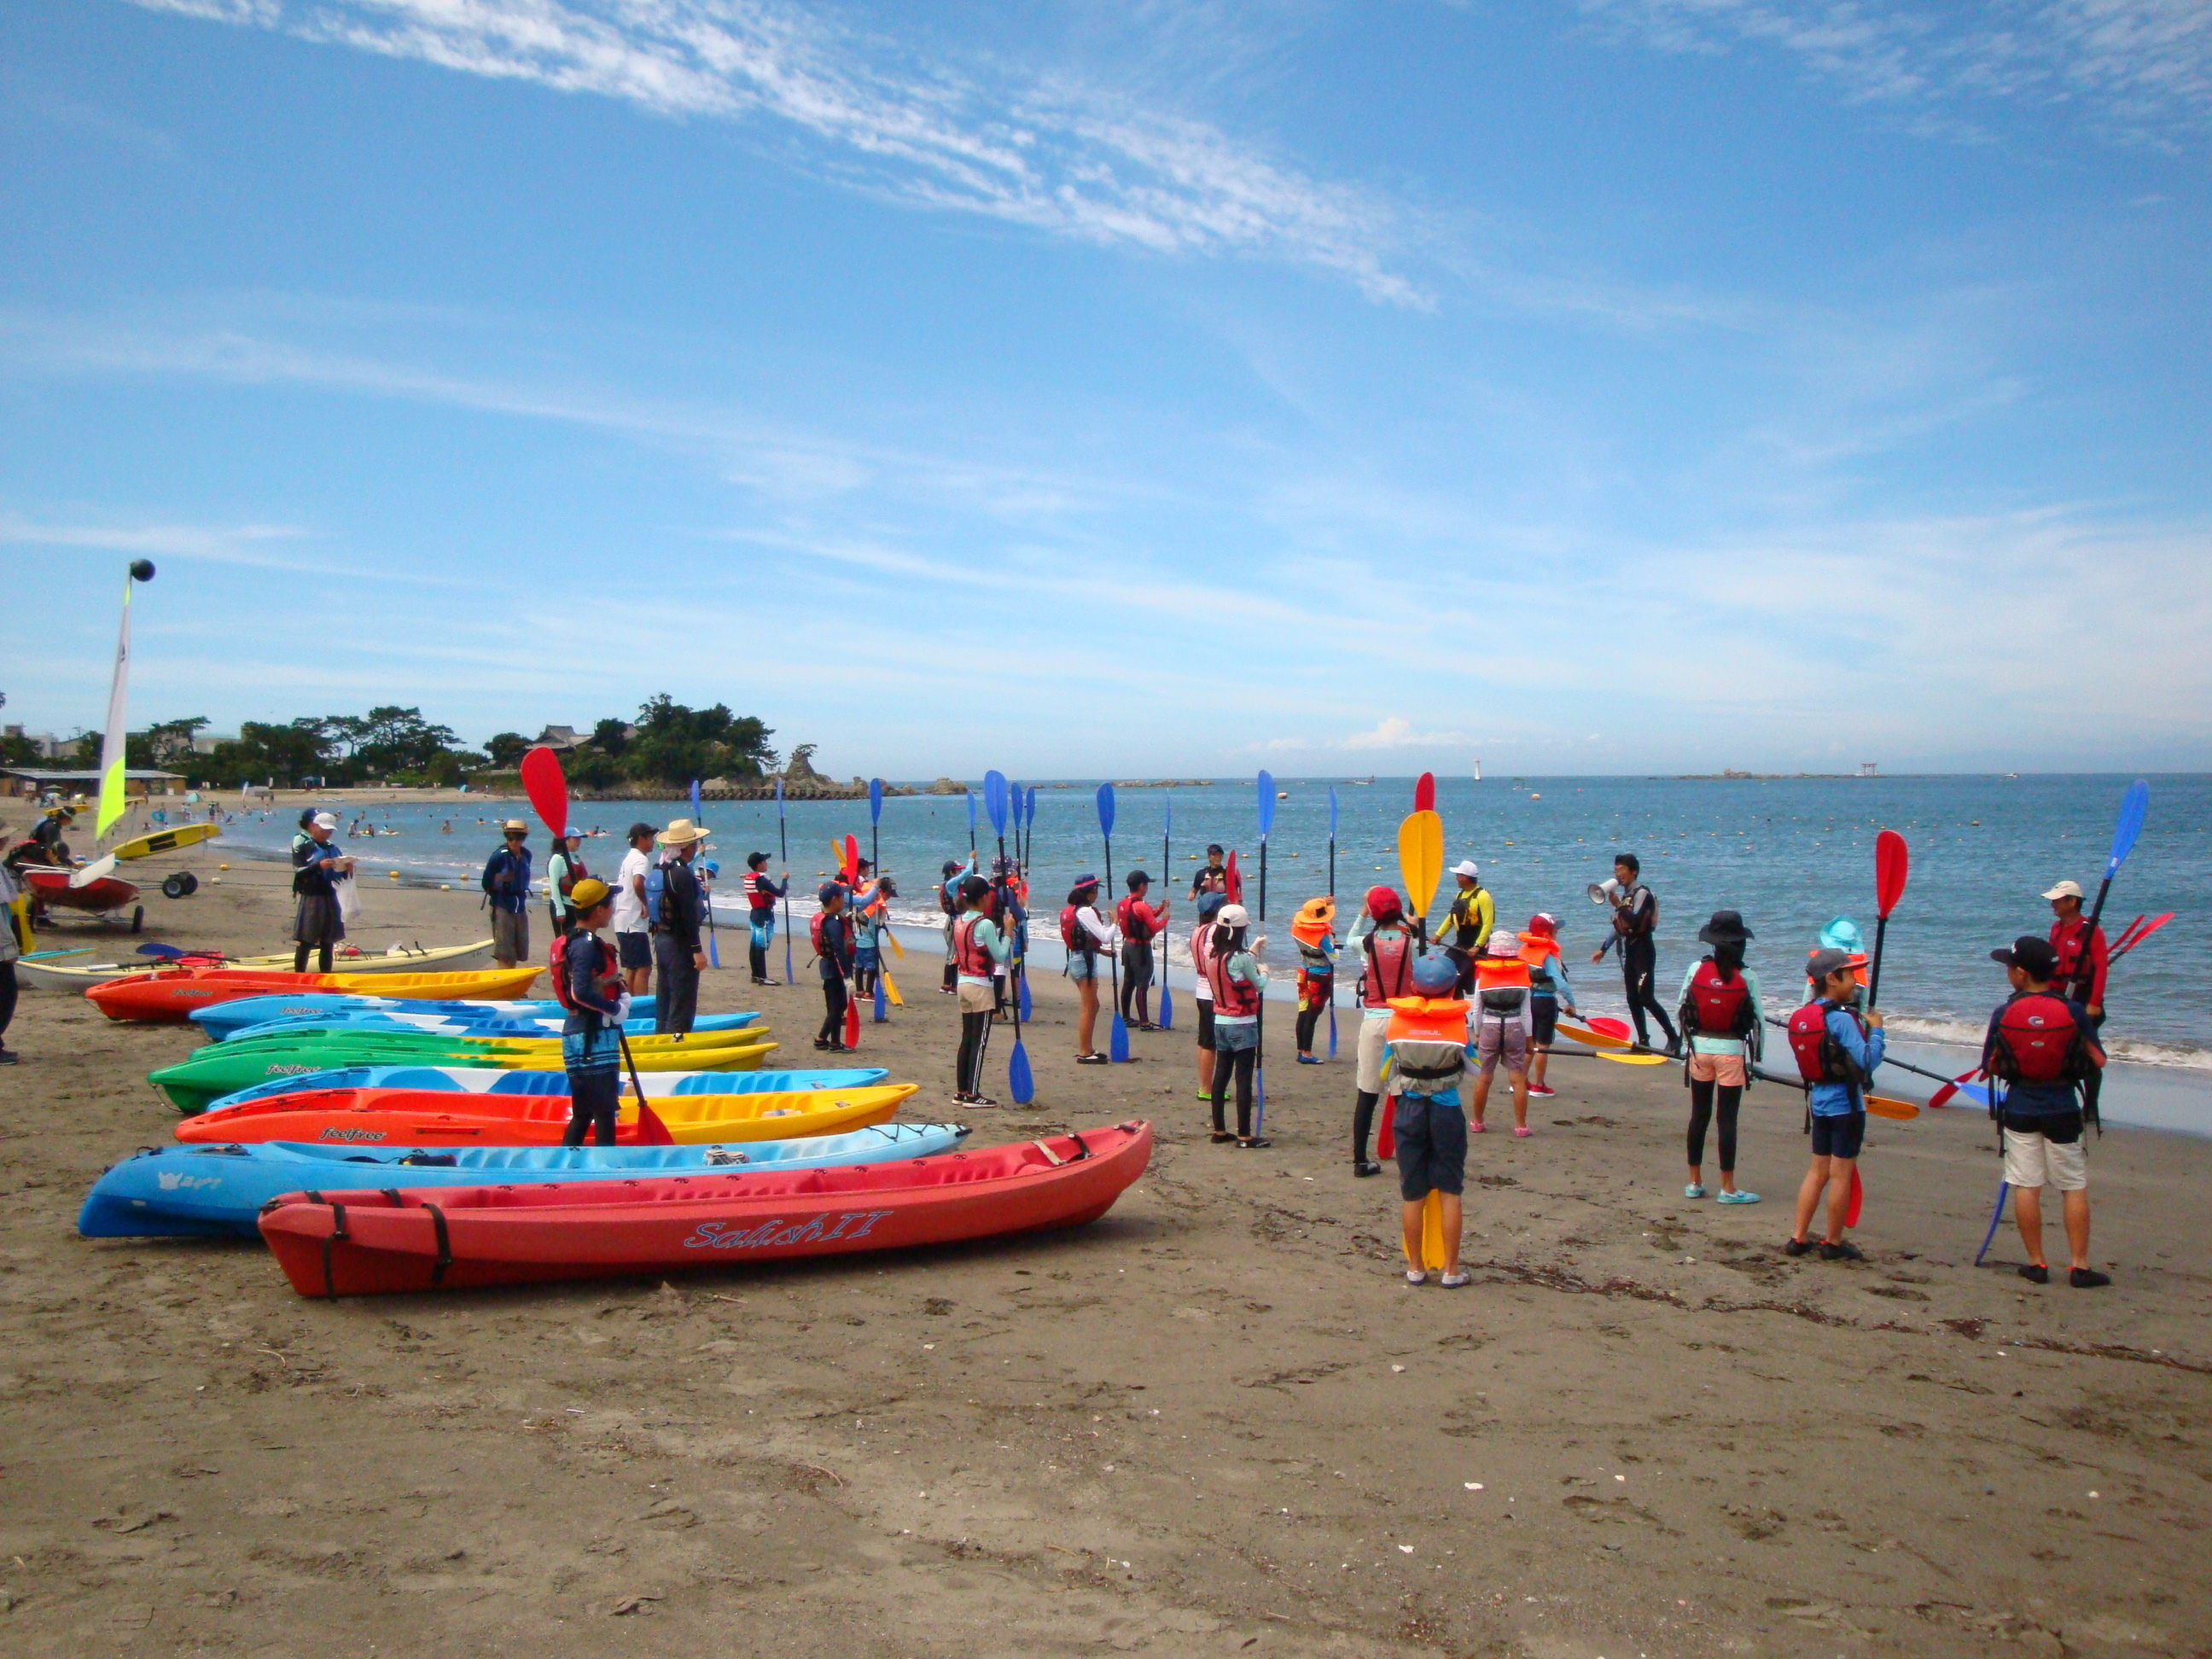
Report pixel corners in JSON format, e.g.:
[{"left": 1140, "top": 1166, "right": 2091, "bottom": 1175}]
[
  {"left": 841, "top": 835, "right": 859, "bottom": 884},
  {"left": 1377, "top": 1096, "right": 1395, "bottom": 1158},
  {"left": 843, "top": 994, "right": 861, "bottom": 1047},
  {"left": 1874, "top": 830, "right": 1908, "bottom": 918},
  {"left": 634, "top": 1102, "right": 675, "bottom": 1146},
  {"left": 2114, "top": 911, "right": 2174, "bottom": 958},
  {"left": 1928, "top": 1067, "right": 1980, "bottom": 1110},
  {"left": 1225, "top": 851, "right": 1243, "bottom": 904},
  {"left": 1587, "top": 1015, "right": 1633, "bottom": 1040},
  {"left": 1846, "top": 1165, "right": 1865, "bottom": 1229},
  {"left": 520, "top": 747, "right": 568, "bottom": 840},
  {"left": 1414, "top": 772, "right": 1435, "bottom": 813}
]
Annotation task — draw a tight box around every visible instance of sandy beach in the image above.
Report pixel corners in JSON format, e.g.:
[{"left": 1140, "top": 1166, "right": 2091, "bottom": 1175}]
[{"left": 3, "top": 836, "right": 2209, "bottom": 1658}]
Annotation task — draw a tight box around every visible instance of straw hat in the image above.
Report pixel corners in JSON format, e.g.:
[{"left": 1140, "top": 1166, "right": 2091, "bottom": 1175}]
[{"left": 657, "top": 818, "right": 708, "bottom": 847}]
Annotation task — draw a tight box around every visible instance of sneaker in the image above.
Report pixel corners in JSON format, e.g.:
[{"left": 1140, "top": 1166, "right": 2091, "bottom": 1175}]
[
  {"left": 1439, "top": 1269, "right": 1470, "bottom": 1289},
  {"left": 2019, "top": 1264, "right": 2050, "bottom": 1284},
  {"left": 1528, "top": 1084, "right": 1556, "bottom": 1097},
  {"left": 1819, "top": 1240, "right": 1866, "bottom": 1262},
  {"left": 2069, "top": 1267, "right": 2112, "bottom": 1289},
  {"left": 1685, "top": 1183, "right": 1707, "bottom": 1199},
  {"left": 1353, "top": 1160, "right": 1382, "bottom": 1178},
  {"left": 1783, "top": 1238, "right": 1816, "bottom": 1257},
  {"left": 1469, "top": 1120, "right": 1487, "bottom": 1134},
  {"left": 1406, "top": 1269, "right": 1427, "bottom": 1286},
  {"left": 1512, "top": 1125, "right": 1533, "bottom": 1138},
  {"left": 1076, "top": 1053, "right": 1110, "bottom": 1066},
  {"left": 0, "top": 1049, "right": 15, "bottom": 1066},
  {"left": 1295, "top": 1054, "right": 1321, "bottom": 1065},
  {"left": 1196, "top": 1089, "right": 1214, "bottom": 1103},
  {"left": 1716, "top": 1190, "right": 1761, "bottom": 1206},
  {"left": 751, "top": 976, "right": 782, "bottom": 987},
  {"left": 1663, "top": 1038, "right": 1683, "bottom": 1058}
]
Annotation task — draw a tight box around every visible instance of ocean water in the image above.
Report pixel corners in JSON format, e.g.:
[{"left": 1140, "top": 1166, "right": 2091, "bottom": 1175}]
[{"left": 201, "top": 774, "right": 2204, "bottom": 1123}]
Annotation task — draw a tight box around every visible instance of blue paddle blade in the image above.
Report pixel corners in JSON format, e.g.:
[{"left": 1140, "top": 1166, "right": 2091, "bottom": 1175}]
[
  {"left": 1019, "top": 973, "right": 1033, "bottom": 1021},
  {"left": 873, "top": 975, "right": 887, "bottom": 1022},
  {"left": 1160, "top": 978, "right": 1173, "bottom": 1030},
  {"left": 1009, "top": 1037, "right": 1034, "bottom": 1103},
  {"left": 1025, "top": 786, "right": 1037, "bottom": 826},
  {"left": 774, "top": 775, "right": 784, "bottom": 809},
  {"left": 1329, "top": 785, "right": 1338, "bottom": 837},
  {"left": 984, "top": 771, "right": 1010, "bottom": 836},
  {"left": 690, "top": 779, "right": 701, "bottom": 816},
  {"left": 1257, "top": 770, "right": 1275, "bottom": 838},
  {"left": 137, "top": 941, "right": 187, "bottom": 958},
  {"left": 1109, "top": 1010, "right": 1130, "bottom": 1062},
  {"left": 1096, "top": 782, "right": 1115, "bottom": 838},
  {"left": 869, "top": 777, "right": 884, "bottom": 824},
  {"left": 2106, "top": 779, "right": 2150, "bottom": 876},
  {"left": 1328, "top": 1003, "right": 1338, "bottom": 1057}
]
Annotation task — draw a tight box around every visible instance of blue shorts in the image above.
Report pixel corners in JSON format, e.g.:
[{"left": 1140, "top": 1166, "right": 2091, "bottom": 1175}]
[
  {"left": 1213, "top": 1019, "right": 1259, "bottom": 1053},
  {"left": 1066, "top": 952, "right": 1099, "bottom": 982},
  {"left": 1810, "top": 1110, "right": 1866, "bottom": 1160},
  {"left": 617, "top": 931, "right": 653, "bottom": 970},
  {"left": 855, "top": 946, "right": 879, "bottom": 971},
  {"left": 1393, "top": 1092, "right": 1467, "bottom": 1201}
]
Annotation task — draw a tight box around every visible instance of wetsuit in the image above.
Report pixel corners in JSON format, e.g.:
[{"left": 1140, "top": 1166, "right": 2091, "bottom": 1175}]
[
  {"left": 1116, "top": 894, "right": 1163, "bottom": 1026},
  {"left": 1606, "top": 883, "right": 1678, "bottom": 1051},
  {"left": 816, "top": 910, "right": 856, "bottom": 1047},
  {"left": 651, "top": 857, "right": 705, "bottom": 1033}
]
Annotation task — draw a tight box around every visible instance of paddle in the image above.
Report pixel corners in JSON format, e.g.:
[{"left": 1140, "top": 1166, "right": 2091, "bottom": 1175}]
[
  {"left": 1585, "top": 1014, "right": 1633, "bottom": 1042},
  {"left": 1225, "top": 849, "right": 1243, "bottom": 905},
  {"left": 1326, "top": 785, "right": 1338, "bottom": 1059},
  {"left": 689, "top": 779, "right": 720, "bottom": 969},
  {"left": 2111, "top": 911, "right": 2173, "bottom": 962},
  {"left": 1098, "top": 783, "right": 1128, "bottom": 1062},
  {"left": 1019, "top": 787, "right": 1037, "bottom": 1023},
  {"left": 1867, "top": 830, "right": 1907, "bottom": 1007},
  {"left": 1393, "top": 800, "right": 1445, "bottom": 1269},
  {"left": 967, "top": 787, "right": 977, "bottom": 866},
  {"left": 1254, "top": 770, "right": 1274, "bottom": 1126},
  {"left": 1158, "top": 794, "right": 1174, "bottom": 1032},
  {"left": 1543, "top": 1049, "right": 1669, "bottom": 1067},
  {"left": 1749, "top": 1067, "right": 1918, "bottom": 1122},
  {"left": 1413, "top": 771, "right": 1435, "bottom": 813},
  {"left": 841, "top": 835, "right": 862, "bottom": 1050},
  {"left": 987, "top": 771, "right": 1033, "bottom": 1103},
  {"left": 776, "top": 777, "right": 794, "bottom": 984},
  {"left": 869, "top": 778, "right": 887, "bottom": 1023}
]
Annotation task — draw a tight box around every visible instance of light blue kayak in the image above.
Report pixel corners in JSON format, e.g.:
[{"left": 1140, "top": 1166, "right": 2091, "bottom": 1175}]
[
  {"left": 79, "top": 1121, "right": 969, "bottom": 1239},
  {"left": 216, "top": 1009, "right": 762, "bottom": 1044},
  {"left": 201, "top": 1064, "right": 892, "bottom": 1115},
  {"left": 192, "top": 993, "right": 743, "bottom": 1041}
]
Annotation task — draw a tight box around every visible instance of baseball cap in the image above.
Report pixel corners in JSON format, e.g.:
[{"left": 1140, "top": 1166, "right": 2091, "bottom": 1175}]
[
  {"left": 2040, "top": 879, "right": 2084, "bottom": 901},
  {"left": 1805, "top": 947, "right": 1855, "bottom": 985},
  {"left": 1991, "top": 935, "right": 2059, "bottom": 976},
  {"left": 1217, "top": 903, "right": 1250, "bottom": 929},
  {"left": 1196, "top": 892, "right": 1226, "bottom": 920},
  {"left": 1450, "top": 859, "right": 1479, "bottom": 880},
  {"left": 311, "top": 812, "right": 338, "bottom": 830},
  {"left": 567, "top": 877, "right": 614, "bottom": 911}
]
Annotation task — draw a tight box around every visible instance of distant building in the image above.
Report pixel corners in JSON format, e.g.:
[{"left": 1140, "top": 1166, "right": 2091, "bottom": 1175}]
[
  {"left": 2, "top": 766, "right": 185, "bottom": 800},
  {"left": 534, "top": 725, "right": 586, "bottom": 751}
]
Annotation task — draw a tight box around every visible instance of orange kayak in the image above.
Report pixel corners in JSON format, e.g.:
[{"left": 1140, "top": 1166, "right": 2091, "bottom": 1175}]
[{"left": 88, "top": 965, "right": 544, "bottom": 1022}]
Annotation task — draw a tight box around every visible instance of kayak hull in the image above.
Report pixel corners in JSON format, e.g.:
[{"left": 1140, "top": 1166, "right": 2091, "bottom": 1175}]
[
  {"left": 22, "top": 868, "right": 140, "bottom": 912},
  {"left": 202, "top": 1064, "right": 889, "bottom": 1114},
  {"left": 175, "top": 1082, "right": 917, "bottom": 1147},
  {"left": 79, "top": 1121, "right": 968, "bottom": 1238},
  {"left": 212, "top": 1010, "right": 761, "bottom": 1043},
  {"left": 88, "top": 965, "right": 543, "bottom": 1022},
  {"left": 191, "top": 994, "right": 756, "bottom": 1042},
  {"left": 108, "top": 823, "right": 222, "bottom": 861},
  {"left": 258, "top": 1121, "right": 1151, "bottom": 1296},
  {"left": 19, "top": 938, "right": 496, "bottom": 992}
]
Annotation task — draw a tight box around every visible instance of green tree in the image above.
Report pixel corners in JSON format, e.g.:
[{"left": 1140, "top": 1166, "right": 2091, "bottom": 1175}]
[
  {"left": 484, "top": 731, "right": 530, "bottom": 768},
  {"left": 618, "top": 695, "right": 777, "bottom": 784},
  {"left": 126, "top": 716, "right": 210, "bottom": 771},
  {"left": 352, "top": 707, "right": 463, "bottom": 777},
  {"left": 202, "top": 719, "right": 333, "bottom": 787},
  {"left": 590, "top": 717, "right": 632, "bottom": 757}
]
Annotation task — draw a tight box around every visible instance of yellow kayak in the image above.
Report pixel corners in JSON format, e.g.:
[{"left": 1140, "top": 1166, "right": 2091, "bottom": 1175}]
[{"left": 108, "top": 822, "right": 222, "bottom": 861}]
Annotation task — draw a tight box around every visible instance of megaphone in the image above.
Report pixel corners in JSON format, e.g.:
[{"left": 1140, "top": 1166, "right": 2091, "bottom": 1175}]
[{"left": 1586, "top": 878, "right": 1622, "bottom": 905}]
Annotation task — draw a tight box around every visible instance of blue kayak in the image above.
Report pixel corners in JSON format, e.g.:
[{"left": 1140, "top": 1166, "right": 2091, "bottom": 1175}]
[
  {"left": 201, "top": 1064, "right": 892, "bottom": 1114},
  {"left": 215, "top": 1009, "right": 762, "bottom": 1044},
  {"left": 79, "top": 1121, "right": 969, "bottom": 1238},
  {"left": 192, "top": 993, "right": 751, "bottom": 1042}
]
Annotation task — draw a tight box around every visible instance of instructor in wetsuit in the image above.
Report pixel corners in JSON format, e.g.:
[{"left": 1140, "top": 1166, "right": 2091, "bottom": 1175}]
[{"left": 1592, "top": 853, "right": 1680, "bottom": 1056}]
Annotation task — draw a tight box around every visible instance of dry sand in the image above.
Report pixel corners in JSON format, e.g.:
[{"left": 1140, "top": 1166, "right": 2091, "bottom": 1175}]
[{"left": 3, "top": 838, "right": 2209, "bottom": 1657}]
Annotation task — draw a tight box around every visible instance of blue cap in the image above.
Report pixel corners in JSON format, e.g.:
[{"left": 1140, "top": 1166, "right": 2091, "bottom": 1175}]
[
  {"left": 818, "top": 882, "right": 847, "bottom": 905},
  {"left": 1411, "top": 953, "right": 1459, "bottom": 997},
  {"left": 1196, "top": 892, "right": 1226, "bottom": 919}
]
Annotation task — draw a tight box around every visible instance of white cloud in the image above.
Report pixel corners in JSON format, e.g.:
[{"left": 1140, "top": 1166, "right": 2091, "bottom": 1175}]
[
  {"left": 126, "top": 0, "right": 1422, "bottom": 303},
  {"left": 1342, "top": 715, "right": 1474, "bottom": 750},
  {"left": 0, "top": 515, "right": 311, "bottom": 567},
  {"left": 1569, "top": 0, "right": 2212, "bottom": 146}
]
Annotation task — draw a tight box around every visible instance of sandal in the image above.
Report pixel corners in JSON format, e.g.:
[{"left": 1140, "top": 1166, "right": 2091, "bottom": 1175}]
[{"left": 1512, "top": 1125, "right": 1533, "bottom": 1138}]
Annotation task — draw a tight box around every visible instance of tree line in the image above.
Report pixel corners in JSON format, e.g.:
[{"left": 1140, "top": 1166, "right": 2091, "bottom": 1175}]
[{"left": 6, "top": 696, "right": 781, "bottom": 790}]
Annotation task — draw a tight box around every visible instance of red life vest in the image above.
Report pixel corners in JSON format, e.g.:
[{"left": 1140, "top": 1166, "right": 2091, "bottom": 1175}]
[
  {"left": 1205, "top": 936, "right": 1260, "bottom": 1016},
  {"left": 1190, "top": 924, "right": 1216, "bottom": 998},
  {"left": 1116, "top": 895, "right": 1155, "bottom": 943},
  {"left": 1682, "top": 958, "right": 1756, "bottom": 1039},
  {"left": 951, "top": 913, "right": 996, "bottom": 979},
  {"left": 1988, "top": 992, "right": 2093, "bottom": 1086},
  {"left": 547, "top": 931, "right": 620, "bottom": 1016},
  {"left": 1360, "top": 928, "right": 1416, "bottom": 1010},
  {"left": 1060, "top": 905, "right": 1103, "bottom": 955},
  {"left": 1787, "top": 998, "right": 1864, "bottom": 1086},
  {"left": 742, "top": 870, "right": 777, "bottom": 911}
]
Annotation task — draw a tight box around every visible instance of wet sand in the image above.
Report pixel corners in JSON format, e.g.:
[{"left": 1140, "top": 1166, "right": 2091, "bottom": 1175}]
[{"left": 3, "top": 841, "right": 2209, "bottom": 1657}]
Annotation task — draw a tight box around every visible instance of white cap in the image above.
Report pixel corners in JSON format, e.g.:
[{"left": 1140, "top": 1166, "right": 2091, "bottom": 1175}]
[
  {"left": 1451, "top": 859, "right": 1480, "bottom": 880},
  {"left": 312, "top": 812, "right": 338, "bottom": 830},
  {"left": 1217, "top": 903, "right": 1250, "bottom": 929},
  {"left": 2040, "top": 879, "right": 2084, "bottom": 900}
]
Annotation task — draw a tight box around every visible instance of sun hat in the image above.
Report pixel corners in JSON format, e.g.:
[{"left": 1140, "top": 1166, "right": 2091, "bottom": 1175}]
[
  {"left": 567, "top": 876, "right": 614, "bottom": 912},
  {"left": 503, "top": 818, "right": 528, "bottom": 835},
  {"left": 1991, "top": 935, "right": 2059, "bottom": 976},
  {"left": 1291, "top": 895, "right": 1336, "bottom": 946},
  {"left": 311, "top": 812, "right": 339, "bottom": 830},
  {"left": 1450, "top": 859, "right": 1480, "bottom": 881},
  {"left": 1217, "top": 903, "right": 1250, "bottom": 930},
  {"left": 657, "top": 818, "right": 707, "bottom": 847},
  {"left": 1365, "top": 884, "right": 1402, "bottom": 921},
  {"left": 2040, "top": 879, "right": 2085, "bottom": 901},
  {"left": 1487, "top": 929, "right": 1522, "bottom": 957},
  {"left": 1697, "top": 909, "right": 1754, "bottom": 946}
]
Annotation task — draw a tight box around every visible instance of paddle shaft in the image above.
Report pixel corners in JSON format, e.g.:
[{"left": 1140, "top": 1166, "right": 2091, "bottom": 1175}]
[{"left": 777, "top": 789, "right": 793, "bottom": 981}]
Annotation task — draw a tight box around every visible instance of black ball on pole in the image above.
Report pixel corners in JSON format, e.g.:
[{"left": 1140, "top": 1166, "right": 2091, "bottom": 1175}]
[{"left": 129, "top": 560, "right": 155, "bottom": 581}]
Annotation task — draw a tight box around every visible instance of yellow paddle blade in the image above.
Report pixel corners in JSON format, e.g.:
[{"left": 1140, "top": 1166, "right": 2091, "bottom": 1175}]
[
  {"left": 1404, "top": 1189, "right": 1449, "bottom": 1272},
  {"left": 1867, "top": 1095, "right": 1918, "bottom": 1121},
  {"left": 1555, "top": 1017, "right": 1631, "bottom": 1050},
  {"left": 884, "top": 926, "right": 905, "bottom": 960},
  {"left": 881, "top": 967, "right": 905, "bottom": 1008},
  {"left": 1596, "top": 1050, "right": 1668, "bottom": 1066},
  {"left": 1396, "top": 810, "right": 1443, "bottom": 923}
]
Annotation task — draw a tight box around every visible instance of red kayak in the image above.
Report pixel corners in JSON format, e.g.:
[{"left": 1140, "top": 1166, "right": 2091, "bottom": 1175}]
[
  {"left": 258, "top": 1121, "right": 1153, "bottom": 1297},
  {"left": 87, "top": 964, "right": 544, "bottom": 1022},
  {"left": 21, "top": 866, "right": 140, "bottom": 914}
]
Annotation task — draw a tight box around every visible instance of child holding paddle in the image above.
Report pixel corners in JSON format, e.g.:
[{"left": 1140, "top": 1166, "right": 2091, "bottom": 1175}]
[
  {"left": 1204, "top": 903, "right": 1270, "bottom": 1148},
  {"left": 812, "top": 882, "right": 856, "bottom": 1052},
  {"left": 950, "top": 875, "right": 1010, "bottom": 1105},
  {"left": 1784, "top": 949, "right": 1884, "bottom": 1261},
  {"left": 556, "top": 877, "right": 629, "bottom": 1147}
]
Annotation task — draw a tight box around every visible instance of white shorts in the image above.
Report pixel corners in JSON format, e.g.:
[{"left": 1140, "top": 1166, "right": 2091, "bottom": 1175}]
[
  {"left": 2003, "top": 1129, "right": 2087, "bottom": 1193},
  {"left": 1357, "top": 1015, "right": 1392, "bottom": 1094}
]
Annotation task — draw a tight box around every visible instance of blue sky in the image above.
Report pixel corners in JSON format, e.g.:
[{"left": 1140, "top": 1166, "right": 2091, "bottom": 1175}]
[{"left": 3, "top": 0, "right": 2207, "bottom": 777}]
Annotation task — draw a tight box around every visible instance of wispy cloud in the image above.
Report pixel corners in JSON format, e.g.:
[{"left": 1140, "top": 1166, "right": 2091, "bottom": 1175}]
[
  {"left": 0, "top": 514, "right": 311, "bottom": 568},
  {"left": 1342, "top": 716, "right": 1476, "bottom": 750},
  {"left": 1569, "top": 0, "right": 2212, "bottom": 146},
  {"left": 127, "top": 0, "right": 1422, "bottom": 303}
]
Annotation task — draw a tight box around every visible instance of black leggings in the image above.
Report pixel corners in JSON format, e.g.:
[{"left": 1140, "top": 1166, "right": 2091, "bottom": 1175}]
[
  {"left": 819, "top": 976, "right": 849, "bottom": 1044},
  {"left": 1295, "top": 1003, "right": 1325, "bottom": 1053},
  {"left": 1353, "top": 1089, "right": 1380, "bottom": 1163},
  {"left": 1118, "top": 942, "right": 1153, "bottom": 1025},
  {"left": 0, "top": 959, "right": 16, "bottom": 1047},
  {"left": 562, "top": 1069, "right": 621, "bottom": 1147},
  {"left": 1687, "top": 1078, "right": 1742, "bottom": 1173},
  {"left": 748, "top": 940, "right": 770, "bottom": 980},
  {"left": 1211, "top": 1045, "right": 1257, "bottom": 1137},
  {"left": 293, "top": 942, "right": 334, "bottom": 974},
  {"left": 957, "top": 1010, "right": 992, "bottom": 1095},
  {"left": 1621, "top": 939, "right": 1678, "bottom": 1048}
]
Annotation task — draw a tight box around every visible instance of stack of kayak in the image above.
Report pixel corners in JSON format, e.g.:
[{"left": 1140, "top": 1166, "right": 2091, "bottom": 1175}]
[{"left": 81, "top": 969, "right": 1157, "bottom": 1295}]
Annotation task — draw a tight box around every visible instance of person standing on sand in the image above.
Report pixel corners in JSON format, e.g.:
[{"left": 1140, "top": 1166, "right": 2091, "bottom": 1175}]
[
  {"left": 852, "top": 875, "right": 894, "bottom": 1004},
  {"left": 1062, "top": 876, "right": 1119, "bottom": 1064},
  {"left": 1982, "top": 935, "right": 2110, "bottom": 1289},
  {"left": 1675, "top": 910, "right": 1763, "bottom": 1205},
  {"left": 0, "top": 859, "right": 23, "bottom": 1065},
  {"left": 1441, "top": 860, "right": 1493, "bottom": 992},
  {"left": 1784, "top": 949, "right": 1884, "bottom": 1261},
  {"left": 292, "top": 812, "right": 353, "bottom": 974},
  {"left": 1190, "top": 845, "right": 1229, "bottom": 900},
  {"left": 937, "top": 859, "right": 965, "bottom": 994},
  {"left": 545, "top": 828, "right": 589, "bottom": 936},
  {"left": 556, "top": 878, "right": 629, "bottom": 1148},
  {"left": 1204, "top": 903, "right": 1269, "bottom": 1149},
  {"left": 1520, "top": 914, "right": 1577, "bottom": 1097},
  {"left": 812, "top": 882, "right": 855, "bottom": 1052},
  {"left": 1353, "top": 886, "right": 1421, "bottom": 1177},
  {"left": 951, "top": 875, "right": 1009, "bottom": 1105},
  {"left": 1385, "top": 953, "right": 1474, "bottom": 1287},
  {"left": 2043, "top": 879, "right": 2111, "bottom": 1129},
  {"left": 1291, "top": 896, "right": 1338, "bottom": 1065},
  {"left": 1190, "top": 890, "right": 1225, "bottom": 1103},
  {"left": 742, "top": 851, "right": 788, "bottom": 985},
  {"left": 481, "top": 820, "right": 534, "bottom": 969},
  {"left": 613, "top": 823, "right": 655, "bottom": 999},
  {"left": 1592, "top": 853, "right": 1679, "bottom": 1056},
  {"left": 1468, "top": 931, "right": 1536, "bottom": 1136},
  {"left": 1116, "top": 871, "right": 1167, "bottom": 1032},
  {"left": 650, "top": 819, "right": 709, "bottom": 1034}
]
